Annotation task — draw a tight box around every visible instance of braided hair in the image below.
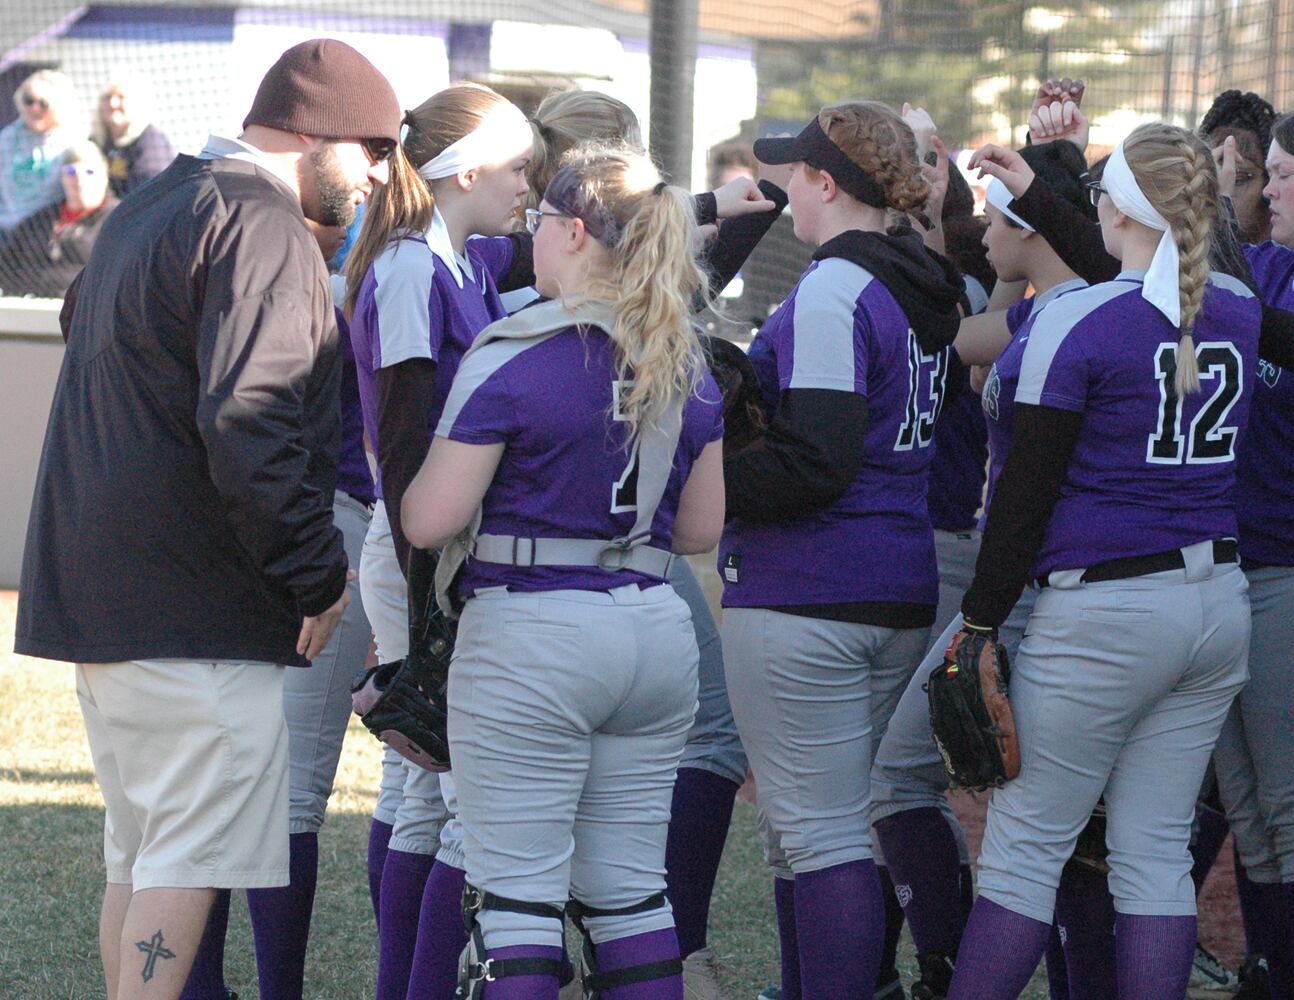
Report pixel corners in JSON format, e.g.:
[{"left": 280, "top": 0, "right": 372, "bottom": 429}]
[{"left": 1199, "top": 90, "right": 1276, "bottom": 176}]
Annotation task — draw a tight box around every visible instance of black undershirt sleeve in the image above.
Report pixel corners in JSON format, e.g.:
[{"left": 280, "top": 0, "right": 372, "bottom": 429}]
[
  {"left": 724, "top": 388, "right": 868, "bottom": 523},
  {"left": 1010, "top": 182, "right": 1120, "bottom": 285},
  {"left": 495, "top": 232, "right": 536, "bottom": 293},
  {"left": 961, "top": 402, "right": 1083, "bottom": 628},
  {"left": 694, "top": 192, "right": 718, "bottom": 227},
  {"left": 376, "top": 357, "right": 437, "bottom": 575},
  {"left": 701, "top": 180, "right": 788, "bottom": 300}
]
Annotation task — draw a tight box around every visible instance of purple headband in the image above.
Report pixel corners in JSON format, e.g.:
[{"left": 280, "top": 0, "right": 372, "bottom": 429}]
[{"left": 543, "top": 164, "right": 624, "bottom": 247}]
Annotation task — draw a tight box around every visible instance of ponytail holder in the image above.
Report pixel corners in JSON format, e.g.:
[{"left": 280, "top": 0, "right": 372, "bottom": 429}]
[{"left": 653, "top": 181, "right": 668, "bottom": 196}]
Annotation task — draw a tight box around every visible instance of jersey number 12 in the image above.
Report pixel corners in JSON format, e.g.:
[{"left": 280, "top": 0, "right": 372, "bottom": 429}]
[{"left": 1146, "top": 342, "right": 1242, "bottom": 465}]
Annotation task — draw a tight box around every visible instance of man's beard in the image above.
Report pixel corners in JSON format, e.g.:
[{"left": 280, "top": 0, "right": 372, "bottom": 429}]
[{"left": 306, "top": 143, "right": 355, "bottom": 228}]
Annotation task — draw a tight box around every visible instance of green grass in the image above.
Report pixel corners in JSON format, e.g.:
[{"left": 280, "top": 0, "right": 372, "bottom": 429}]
[{"left": 0, "top": 592, "right": 1049, "bottom": 998}]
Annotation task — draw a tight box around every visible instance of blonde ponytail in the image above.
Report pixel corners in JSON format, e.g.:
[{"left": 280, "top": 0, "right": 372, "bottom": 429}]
[
  {"left": 551, "top": 145, "right": 706, "bottom": 439},
  {"left": 1122, "top": 123, "right": 1219, "bottom": 396}
]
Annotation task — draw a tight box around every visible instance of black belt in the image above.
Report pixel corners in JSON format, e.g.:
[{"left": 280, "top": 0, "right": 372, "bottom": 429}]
[{"left": 1037, "top": 540, "right": 1237, "bottom": 588}]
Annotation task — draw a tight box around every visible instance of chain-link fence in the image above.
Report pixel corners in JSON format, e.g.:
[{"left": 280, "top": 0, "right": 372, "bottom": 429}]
[{"left": 0, "top": 0, "right": 1290, "bottom": 301}]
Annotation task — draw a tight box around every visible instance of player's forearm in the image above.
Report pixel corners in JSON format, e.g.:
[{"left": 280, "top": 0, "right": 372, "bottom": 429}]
[
  {"left": 377, "top": 358, "right": 437, "bottom": 575},
  {"left": 962, "top": 403, "right": 1081, "bottom": 628},
  {"left": 1010, "top": 183, "right": 1119, "bottom": 285},
  {"left": 724, "top": 388, "right": 867, "bottom": 522}
]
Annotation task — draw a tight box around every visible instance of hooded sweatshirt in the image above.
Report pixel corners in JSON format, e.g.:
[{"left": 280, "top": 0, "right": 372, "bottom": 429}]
[{"left": 720, "top": 226, "right": 964, "bottom": 624}]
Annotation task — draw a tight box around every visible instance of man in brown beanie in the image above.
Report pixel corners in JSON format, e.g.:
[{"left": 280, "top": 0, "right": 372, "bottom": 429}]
[{"left": 16, "top": 40, "right": 400, "bottom": 1000}]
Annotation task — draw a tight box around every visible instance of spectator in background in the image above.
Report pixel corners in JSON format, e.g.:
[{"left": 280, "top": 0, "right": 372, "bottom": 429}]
[
  {"left": 96, "top": 75, "right": 176, "bottom": 197},
  {"left": 0, "top": 141, "right": 117, "bottom": 298},
  {"left": 0, "top": 69, "right": 81, "bottom": 231}
]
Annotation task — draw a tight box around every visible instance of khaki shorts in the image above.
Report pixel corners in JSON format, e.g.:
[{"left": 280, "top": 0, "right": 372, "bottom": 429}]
[{"left": 76, "top": 659, "right": 290, "bottom": 891}]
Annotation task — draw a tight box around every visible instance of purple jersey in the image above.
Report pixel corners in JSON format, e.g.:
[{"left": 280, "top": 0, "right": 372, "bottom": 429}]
[
  {"left": 1016, "top": 270, "right": 1259, "bottom": 577},
  {"left": 980, "top": 279, "right": 1088, "bottom": 526},
  {"left": 927, "top": 276, "right": 991, "bottom": 532},
  {"left": 1236, "top": 241, "right": 1294, "bottom": 566},
  {"left": 720, "top": 257, "right": 951, "bottom": 608},
  {"left": 437, "top": 326, "right": 723, "bottom": 596},
  {"left": 336, "top": 304, "right": 377, "bottom": 505},
  {"left": 348, "top": 224, "right": 516, "bottom": 497}
]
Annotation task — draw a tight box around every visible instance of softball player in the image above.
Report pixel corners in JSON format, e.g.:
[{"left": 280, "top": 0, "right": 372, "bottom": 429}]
[
  {"left": 524, "top": 86, "right": 765, "bottom": 989},
  {"left": 1209, "top": 111, "right": 1294, "bottom": 998},
  {"left": 719, "top": 101, "right": 963, "bottom": 998},
  {"left": 400, "top": 145, "right": 725, "bottom": 999},
  {"left": 344, "top": 82, "right": 535, "bottom": 1000},
  {"left": 946, "top": 123, "right": 1259, "bottom": 999},
  {"left": 870, "top": 139, "right": 1091, "bottom": 1000}
]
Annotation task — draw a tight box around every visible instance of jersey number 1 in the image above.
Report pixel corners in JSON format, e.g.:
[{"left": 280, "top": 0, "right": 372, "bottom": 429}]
[
  {"left": 1146, "top": 342, "right": 1242, "bottom": 465},
  {"left": 611, "top": 379, "right": 639, "bottom": 512}
]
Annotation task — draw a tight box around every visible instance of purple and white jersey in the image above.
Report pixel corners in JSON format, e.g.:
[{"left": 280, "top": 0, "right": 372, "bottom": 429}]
[
  {"left": 980, "top": 278, "right": 1088, "bottom": 525},
  {"left": 1236, "top": 241, "right": 1294, "bottom": 566},
  {"left": 348, "top": 218, "right": 517, "bottom": 497},
  {"left": 437, "top": 326, "right": 723, "bottom": 596},
  {"left": 720, "top": 257, "right": 951, "bottom": 608},
  {"left": 1016, "top": 270, "right": 1259, "bottom": 577}
]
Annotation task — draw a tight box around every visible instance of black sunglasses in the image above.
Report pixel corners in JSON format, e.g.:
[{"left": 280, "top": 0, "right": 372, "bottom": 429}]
[
  {"left": 361, "top": 137, "right": 398, "bottom": 165},
  {"left": 22, "top": 96, "right": 49, "bottom": 111}
]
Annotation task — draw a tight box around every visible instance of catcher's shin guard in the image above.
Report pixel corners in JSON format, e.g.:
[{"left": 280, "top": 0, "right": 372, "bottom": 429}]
[
  {"left": 567, "top": 894, "right": 682, "bottom": 998},
  {"left": 349, "top": 547, "right": 455, "bottom": 771},
  {"left": 456, "top": 883, "right": 565, "bottom": 999}
]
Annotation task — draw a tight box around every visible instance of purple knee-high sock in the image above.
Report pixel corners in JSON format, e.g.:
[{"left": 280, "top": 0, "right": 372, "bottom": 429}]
[
  {"left": 1114, "top": 913, "right": 1195, "bottom": 1000},
  {"left": 375, "top": 849, "right": 435, "bottom": 1000},
  {"left": 947, "top": 898, "right": 1050, "bottom": 999},
  {"left": 1044, "top": 923, "right": 1069, "bottom": 1000},
  {"left": 246, "top": 831, "right": 319, "bottom": 1000},
  {"left": 873, "top": 807, "right": 965, "bottom": 954},
  {"left": 1053, "top": 863, "right": 1116, "bottom": 1000},
  {"left": 794, "top": 859, "right": 885, "bottom": 999},
  {"left": 774, "top": 877, "right": 802, "bottom": 1000},
  {"left": 663, "top": 768, "right": 739, "bottom": 958},
  {"left": 406, "top": 860, "right": 469, "bottom": 1000},
  {"left": 1189, "top": 805, "right": 1230, "bottom": 897},
  {"left": 482, "top": 944, "right": 563, "bottom": 999},
  {"left": 593, "top": 927, "right": 683, "bottom": 999},
  {"left": 877, "top": 866, "right": 904, "bottom": 976},
  {"left": 368, "top": 819, "right": 394, "bottom": 927},
  {"left": 180, "top": 888, "right": 232, "bottom": 1000}
]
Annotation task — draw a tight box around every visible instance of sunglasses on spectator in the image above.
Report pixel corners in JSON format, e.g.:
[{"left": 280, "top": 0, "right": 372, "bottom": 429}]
[
  {"left": 63, "top": 165, "right": 99, "bottom": 177},
  {"left": 22, "top": 96, "right": 50, "bottom": 110},
  {"left": 361, "top": 137, "right": 398, "bottom": 165}
]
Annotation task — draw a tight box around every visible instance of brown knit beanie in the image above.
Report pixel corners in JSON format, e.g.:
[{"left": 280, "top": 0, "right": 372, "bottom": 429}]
[{"left": 243, "top": 39, "right": 401, "bottom": 142}]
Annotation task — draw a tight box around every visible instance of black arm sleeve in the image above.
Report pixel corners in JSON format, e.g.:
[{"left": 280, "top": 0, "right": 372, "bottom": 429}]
[
  {"left": 693, "top": 192, "right": 718, "bottom": 226},
  {"left": 1010, "top": 182, "right": 1120, "bottom": 284},
  {"left": 961, "top": 403, "right": 1083, "bottom": 628},
  {"left": 701, "top": 180, "right": 788, "bottom": 301},
  {"left": 1260, "top": 305, "right": 1294, "bottom": 370},
  {"left": 495, "top": 231, "right": 536, "bottom": 293},
  {"left": 376, "top": 358, "right": 437, "bottom": 575},
  {"left": 724, "top": 387, "right": 868, "bottom": 522}
]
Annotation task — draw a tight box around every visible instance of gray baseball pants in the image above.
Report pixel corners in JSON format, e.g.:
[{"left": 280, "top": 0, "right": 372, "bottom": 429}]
[
  {"left": 723, "top": 608, "right": 930, "bottom": 873},
  {"left": 977, "top": 554, "right": 1249, "bottom": 923},
  {"left": 1214, "top": 565, "right": 1294, "bottom": 883},
  {"left": 448, "top": 583, "right": 699, "bottom": 949}
]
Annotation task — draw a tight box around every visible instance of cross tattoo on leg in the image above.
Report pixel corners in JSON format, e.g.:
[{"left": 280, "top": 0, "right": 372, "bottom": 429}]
[{"left": 135, "top": 929, "right": 175, "bottom": 982}]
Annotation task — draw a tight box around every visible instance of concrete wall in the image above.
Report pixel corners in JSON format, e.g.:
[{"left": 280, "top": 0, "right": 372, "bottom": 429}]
[{"left": 0, "top": 298, "right": 63, "bottom": 589}]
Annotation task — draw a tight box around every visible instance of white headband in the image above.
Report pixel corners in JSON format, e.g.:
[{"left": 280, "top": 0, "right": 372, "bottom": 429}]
[
  {"left": 417, "top": 103, "right": 533, "bottom": 181},
  {"left": 985, "top": 179, "right": 1034, "bottom": 231},
  {"left": 1103, "top": 141, "right": 1181, "bottom": 327}
]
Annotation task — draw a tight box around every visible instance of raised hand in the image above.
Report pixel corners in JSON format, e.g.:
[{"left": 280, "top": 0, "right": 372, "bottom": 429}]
[
  {"left": 1032, "top": 77, "right": 1085, "bottom": 111},
  {"left": 1213, "top": 135, "right": 1238, "bottom": 199},
  {"left": 969, "top": 144, "right": 1037, "bottom": 200},
  {"left": 902, "top": 102, "right": 938, "bottom": 159},
  {"left": 711, "top": 175, "right": 776, "bottom": 218},
  {"left": 1029, "top": 100, "right": 1089, "bottom": 152}
]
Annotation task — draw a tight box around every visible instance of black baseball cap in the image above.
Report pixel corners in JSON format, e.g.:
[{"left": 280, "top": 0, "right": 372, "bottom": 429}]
[{"left": 754, "top": 117, "right": 887, "bottom": 208}]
